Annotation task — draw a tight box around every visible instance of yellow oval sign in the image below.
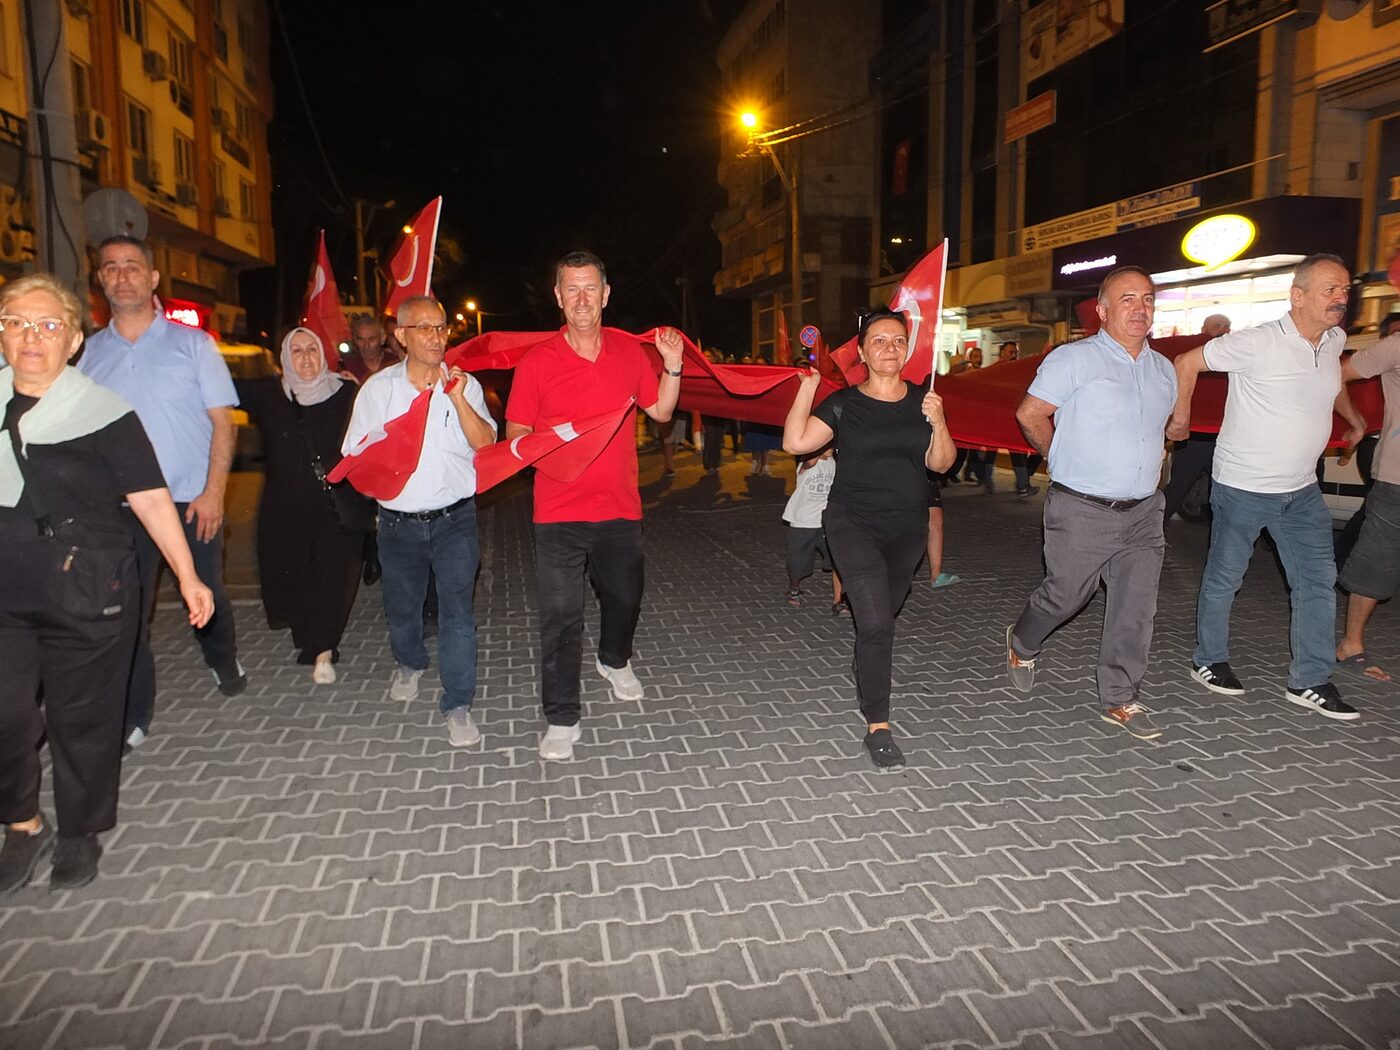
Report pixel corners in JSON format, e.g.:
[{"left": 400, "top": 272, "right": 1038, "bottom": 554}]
[{"left": 1181, "top": 215, "right": 1257, "bottom": 272}]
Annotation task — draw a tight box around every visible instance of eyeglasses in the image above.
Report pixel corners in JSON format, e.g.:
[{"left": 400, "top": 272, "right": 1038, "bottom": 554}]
[
  {"left": 402, "top": 323, "right": 447, "bottom": 337},
  {"left": 0, "top": 316, "right": 68, "bottom": 341}
]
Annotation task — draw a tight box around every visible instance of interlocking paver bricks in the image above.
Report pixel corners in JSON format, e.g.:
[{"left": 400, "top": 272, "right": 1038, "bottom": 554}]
[{"left": 5, "top": 455, "right": 1400, "bottom": 1049}]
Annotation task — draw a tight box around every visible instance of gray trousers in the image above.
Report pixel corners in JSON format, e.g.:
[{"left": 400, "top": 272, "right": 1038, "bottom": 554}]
[{"left": 1011, "top": 486, "right": 1166, "bottom": 708}]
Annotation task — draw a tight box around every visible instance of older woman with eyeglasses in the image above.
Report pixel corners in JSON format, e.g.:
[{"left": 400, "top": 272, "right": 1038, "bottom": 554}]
[
  {"left": 784, "top": 309, "right": 955, "bottom": 768},
  {"left": 0, "top": 274, "right": 212, "bottom": 894}
]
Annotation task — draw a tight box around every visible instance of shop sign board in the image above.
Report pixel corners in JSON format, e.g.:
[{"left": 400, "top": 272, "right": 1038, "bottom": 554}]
[
  {"left": 1020, "top": 204, "right": 1116, "bottom": 253},
  {"left": 1205, "top": 0, "right": 1320, "bottom": 53},
  {"left": 1023, "top": 0, "right": 1126, "bottom": 82},
  {"left": 1373, "top": 114, "right": 1400, "bottom": 276},
  {"left": 1116, "top": 182, "right": 1201, "bottom": 231},
  {"left": 1004, "top": 91, "right": 1057, "bottom": 145},
  {"left": 1007, "top": 250, "right": 1053, "bottom": 296},
  {"left": 1181, "top": 214, "right": 1257, "bottom": 271}
]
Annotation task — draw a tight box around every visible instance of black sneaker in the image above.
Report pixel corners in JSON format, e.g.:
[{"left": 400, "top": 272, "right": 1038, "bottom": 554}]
[
  {"left": 50, "top": 834, "right": 102, "bottom": 890},
  {"left": 0, "top": 818, "right": 55, "bottom": 895},
  {"left": 1190, "top": 662, "right": 1245, "bottom": 695},
  {"left": 212, "top": 662, "right": 248, "bottom": 698},
  {"left": 1285, "top": 683, "right": 1359, "bottom": 722},
  {"left": 863, "top": 729, "right": 906, "bottom": 769}
]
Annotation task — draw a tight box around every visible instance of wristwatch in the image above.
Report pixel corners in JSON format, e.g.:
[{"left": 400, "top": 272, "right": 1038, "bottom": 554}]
[{"left": 663, "top": 364, "right": 683, "bottom": 377}]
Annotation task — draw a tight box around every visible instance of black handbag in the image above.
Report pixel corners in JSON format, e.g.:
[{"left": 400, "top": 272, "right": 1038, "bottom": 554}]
[
  {"left": 4, "top": 420, "right": 131, "bottom": 622},
  {"left": 290, "top": 397, "right": 376, "bottom": 534}
]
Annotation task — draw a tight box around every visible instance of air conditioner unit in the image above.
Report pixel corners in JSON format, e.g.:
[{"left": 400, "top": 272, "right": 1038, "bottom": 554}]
[
  {"left": 215, "top": 195, "right": 233, "bottom": 218},
  {"left": 142, "top": 50, "right": 169, "bottom": 81},
  {"left": 132, "top": 156, "right": 161, "bottom": 188},
  {"left": 210, "top": 107, "right": 230, "bottom": 129},
  {"left": 176, "top": 182, "right": 198, "bottom": 207},
  {"left": 75, "top": 108, "right": 111, "bottom": 150},
  {"left": 63, "top": 0, "right": 94, "bottom": 16}
]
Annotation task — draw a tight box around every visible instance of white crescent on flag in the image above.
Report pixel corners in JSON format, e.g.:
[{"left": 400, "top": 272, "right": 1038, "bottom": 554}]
[
  {"left": 311, "top": 265, "right": 326, "bottom": 300},
  {"left": 395, "top": 238, "right": 419, "bottom": 289}
]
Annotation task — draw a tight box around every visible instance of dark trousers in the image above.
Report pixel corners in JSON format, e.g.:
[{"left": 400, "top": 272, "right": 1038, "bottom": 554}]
[
  {"left": 1010, "top": 452, "right": 1043, "bottom": 493},
  {"left": 123, "top": 504, "right": 238, "bottom": 736},
  {"left": 0, "top": 592, "right": 138, "bottom": 835},
  {"left": 1012, "top": 487, "right": 1165, "bottom": 708},
  {"left": 702, "top": 424, "right": 726, "bottom": 470},
  {"left": 965, "top": 449, "right": 995, "bottom": 485},
  {"left": 535, "top": 519, "right": 644, "bottom": 726},
  {"left": 1162, "top": 434, "right": 1217, "bottom": 523},
  {"left": 378, "top": 500, "right": 479, "bottom": 713},
  {"left": 823, "top": 503, "right": 928, "bottom": 725}
]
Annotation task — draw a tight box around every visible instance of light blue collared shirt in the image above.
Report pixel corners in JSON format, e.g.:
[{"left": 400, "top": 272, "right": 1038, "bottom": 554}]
[
  {"left": 1027, "top": 329, "right": 1177, "bottom": 500},
  {"left": 78, "top": 312, "right": 238, "bottom": 502}
]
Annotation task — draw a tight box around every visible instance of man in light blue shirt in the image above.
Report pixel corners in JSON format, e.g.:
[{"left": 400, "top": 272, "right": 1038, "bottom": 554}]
[
  {"left": 79, "top": 236, "right": 243, "bottom": 748},
  {"left": 1004, "top": 266, "right": 1177, "bottom": 739}
]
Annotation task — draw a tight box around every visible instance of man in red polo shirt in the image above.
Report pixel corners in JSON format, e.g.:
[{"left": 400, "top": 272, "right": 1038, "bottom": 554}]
[{"left": 506, "top": 250, "right": 684, "bottom": 761}]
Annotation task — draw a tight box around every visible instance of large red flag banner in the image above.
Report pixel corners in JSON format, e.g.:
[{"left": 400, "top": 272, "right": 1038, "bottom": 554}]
[
  {"left": 302, "top": 231, "right": 352, "bottom": 371},
  {"left": 382, "top": 197, "right": 442, "bottom": 320},
  {"left": 326, "top": 386, "right": 435, "bottom": 500}
]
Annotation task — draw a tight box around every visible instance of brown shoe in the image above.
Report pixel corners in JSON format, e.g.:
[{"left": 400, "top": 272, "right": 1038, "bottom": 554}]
[{"left": 1100, "top": 702, "right": 1162, "bottom": 740}]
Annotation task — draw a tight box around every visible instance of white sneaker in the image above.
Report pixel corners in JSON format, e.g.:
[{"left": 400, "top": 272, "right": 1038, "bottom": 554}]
[
  {"left": 390, "top": 666, "right": 423, "bottom": 701},
  {"left": 596, "top": 658, "right": 645, "bottom": 700},
  {"left": 124, "top": 727, "right": 146, "bottom": 750},
  {"left": 446, "top": 708, "right": 481, "bottom": 746},
  {"left": 539, "top": 723, "right": 582, "bottom": 761},
  {"left": 312, "top": 661, "right": 337, "bottom": 685}
]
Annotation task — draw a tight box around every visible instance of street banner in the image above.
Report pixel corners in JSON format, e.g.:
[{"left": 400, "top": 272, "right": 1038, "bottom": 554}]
[
  {"left": 382, "top": 197, "right": 442, "bottom": 320},
  {"left": 301, "top": 230, "right": 351, "bottom": 371}
]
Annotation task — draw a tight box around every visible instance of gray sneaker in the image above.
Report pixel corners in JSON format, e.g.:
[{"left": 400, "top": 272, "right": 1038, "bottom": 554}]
[
  {"left": 538, "top": 723, "right": 582, "bottom": 761},
  {"left": 596, "top": 658, "right": 644, "bottom": 700},
  {"left": 390, "top": 666, "right": 423, "bottom": 702},
  {"left": 446, "top": 708, "right": 481, "bottom": 747},
  {"left": 1006, "top": 625, "right": 1036, "bottom": 692}
]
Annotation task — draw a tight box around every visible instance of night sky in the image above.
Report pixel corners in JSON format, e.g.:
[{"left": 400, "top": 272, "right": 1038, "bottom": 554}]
[{"left": 252, "top": 0, "right": 749, "bottom": 348}]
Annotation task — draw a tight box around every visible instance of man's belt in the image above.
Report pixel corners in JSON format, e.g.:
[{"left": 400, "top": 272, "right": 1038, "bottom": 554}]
[
  {"left": 1049, "top": 482, "right": 1151, "bottom": 511},
  {"left": 380, "top": 496, "right": 473, "bottom": 522}
]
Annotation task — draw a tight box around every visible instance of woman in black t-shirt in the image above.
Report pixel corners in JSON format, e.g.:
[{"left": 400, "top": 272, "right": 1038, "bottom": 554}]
[
  {"left": 783, "top": 310, "right": 955, "bottom": 768},
  {"left": 0, "top": 274, "right": 213, "bottom": 894}
]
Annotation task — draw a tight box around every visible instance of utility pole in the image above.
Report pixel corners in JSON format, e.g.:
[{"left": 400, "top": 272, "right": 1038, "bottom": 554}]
[
  {"left": 354, "top": 199, "right": 368, "bottom": 308},
  {"left": 21, "top": 0, "right": 87, "bottom": 289}
]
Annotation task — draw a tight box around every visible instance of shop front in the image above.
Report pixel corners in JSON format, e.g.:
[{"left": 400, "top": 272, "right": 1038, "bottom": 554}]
[{"left": 1049, "top": 195, "right": 1361, "bottom": 340}]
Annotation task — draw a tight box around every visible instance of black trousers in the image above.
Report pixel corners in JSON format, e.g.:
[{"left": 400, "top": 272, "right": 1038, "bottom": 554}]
[
  {"left": 0, "top": 588, "right": 138, "bottom": 835},
  {"left": 702, "top": 423, "right": 726, "bottom": 470},
  {"left": 535, "top": 519, "right": 645, "bottom": 726},
  {"left": 1162, "top": 434, "right": 1216, "bottom": 523},
  {"left": 123, "top": 504, "right": 238, "bottom": 735},
  {"left": 822, "top": 502, "right": 928, "bottom": 725}
]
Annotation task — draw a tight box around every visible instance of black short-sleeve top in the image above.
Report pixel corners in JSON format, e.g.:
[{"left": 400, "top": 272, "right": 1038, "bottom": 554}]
[{"left": 812, "top": 381, "right": 931, "bottom": 519}]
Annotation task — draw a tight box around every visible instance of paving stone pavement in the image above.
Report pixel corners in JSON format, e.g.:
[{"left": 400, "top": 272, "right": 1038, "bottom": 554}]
[{"left": 3, "top": 445, "right": 1399, "bottom": 1050}]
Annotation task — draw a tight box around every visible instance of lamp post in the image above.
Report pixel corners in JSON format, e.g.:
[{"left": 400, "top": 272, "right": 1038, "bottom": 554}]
[
  {"left": 465, "top": 299, "right": 488, "bottom": 337},
  {"left": 741, "top": 110, "right": 802, "bottom": 350}
]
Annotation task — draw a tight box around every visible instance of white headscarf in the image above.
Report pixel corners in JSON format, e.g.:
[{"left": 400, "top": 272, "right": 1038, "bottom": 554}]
[{"left": 280, "top": 327, "right": 343, "bottom": 407}]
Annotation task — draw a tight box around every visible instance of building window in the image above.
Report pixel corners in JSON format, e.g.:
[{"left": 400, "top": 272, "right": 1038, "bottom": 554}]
[
  {"left": 237, "top": 16, "right": 253, "bottom": 54},
  {"left": 126, "top": 97, "right": 150, "bottom": 156},
  {"left": 118, "top": 0, "right": 146, "bottom": 44},
  {"left": 173, "top": 131, "right": 195, "bottom": 182},
  {"left": 238, "top": 179, "right": 254, "bottom": 221},
  {"left": 168, "top": 30, "right": 194, "bottom": 87},
  {"left": 0, "top": 4, "right": 10, "bottom": 79},
  {"left": 212, "top": 160, "right": 228, "bottom": 213},
  {"left": 235, "top": 98, "right": 251, "bottom": 141},
  {"left": 70, "top": 60, "right": 90, "bottom": 111}
]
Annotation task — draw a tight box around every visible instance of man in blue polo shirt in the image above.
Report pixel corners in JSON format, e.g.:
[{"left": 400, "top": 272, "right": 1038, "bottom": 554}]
[
  {"left": 80, "top": 235, "right": 244, "bottom": 749},
  {"left": 1004, "top": 266, "right": 1177, "bottom": 739}
]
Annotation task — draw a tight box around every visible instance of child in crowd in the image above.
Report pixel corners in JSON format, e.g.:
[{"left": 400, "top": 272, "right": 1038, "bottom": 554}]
[{"left": 783, "top": 447, "right": 845, "bottom": 613}]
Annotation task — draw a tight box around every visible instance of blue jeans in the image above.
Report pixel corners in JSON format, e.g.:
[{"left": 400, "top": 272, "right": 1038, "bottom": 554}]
[
  {"left": 378, "top": 500, "right": 479, "bottom": 713},
  {"left": 1194, "top": 481, "right": 1336, "bottom": 690}
]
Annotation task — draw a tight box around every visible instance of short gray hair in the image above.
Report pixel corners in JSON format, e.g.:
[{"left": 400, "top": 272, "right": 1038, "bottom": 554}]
[
  {"left": 0, "top": 272, "right": 84, "bottom": 331},
  {"left": 1098, "top": 266, "right": 1154, "bottom": 303},
  {"left": 396, "top": 295, "right": 443, "bottom": 325},
  {"left": 1292, "top": 253, "right": 1347, "bottom": 289}
]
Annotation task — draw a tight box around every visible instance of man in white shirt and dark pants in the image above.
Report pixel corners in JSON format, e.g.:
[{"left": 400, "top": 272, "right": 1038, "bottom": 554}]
[
  {"left": 1171, "top": 254, "right": 1366, "bottom": 720},
  {"left": 342, "top": 295, "right": 496, "bottom": 744}
]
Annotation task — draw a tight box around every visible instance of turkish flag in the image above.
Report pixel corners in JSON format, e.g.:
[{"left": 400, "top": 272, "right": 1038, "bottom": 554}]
[
  {"left": 775, "top": 309, "right": 792, "bottom": 366},
  {"left": 382, "top": 197, "right": 442, "bottom": 320},
  {"left": 302, "top": 231, "right": 351, "bottom": 371},
  {"left": 475, "top": 401, "right": 634, "bottom": 492},
  {"left": 326, "top": 386, "right": 434, "bottom": 500}
]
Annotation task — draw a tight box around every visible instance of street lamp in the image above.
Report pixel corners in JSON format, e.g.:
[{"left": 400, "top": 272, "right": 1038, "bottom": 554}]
[
  {"left": 465, "top": 299, "right": 483, "bottom": 337},
  {"left": 740, "top": 109, "right": 802, "bottom": 347}
]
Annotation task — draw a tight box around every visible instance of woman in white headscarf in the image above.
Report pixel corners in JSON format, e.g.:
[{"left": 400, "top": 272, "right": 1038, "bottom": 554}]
[
  {"left": 236, "top": 327, "right": 372, "bottom": 683},
  {"left": 0, "top": 273, "right": 212, "bottom": 893}
]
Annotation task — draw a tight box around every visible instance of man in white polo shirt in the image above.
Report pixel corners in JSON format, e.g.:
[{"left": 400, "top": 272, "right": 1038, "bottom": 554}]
[{"left": 1169, "top": 254, "right": 1366, "bottom": 720}]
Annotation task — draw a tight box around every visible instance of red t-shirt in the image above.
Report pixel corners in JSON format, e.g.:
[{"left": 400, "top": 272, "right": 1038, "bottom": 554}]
[{"left": 506, "top": 328, "right": 660, "bottom": 523}]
